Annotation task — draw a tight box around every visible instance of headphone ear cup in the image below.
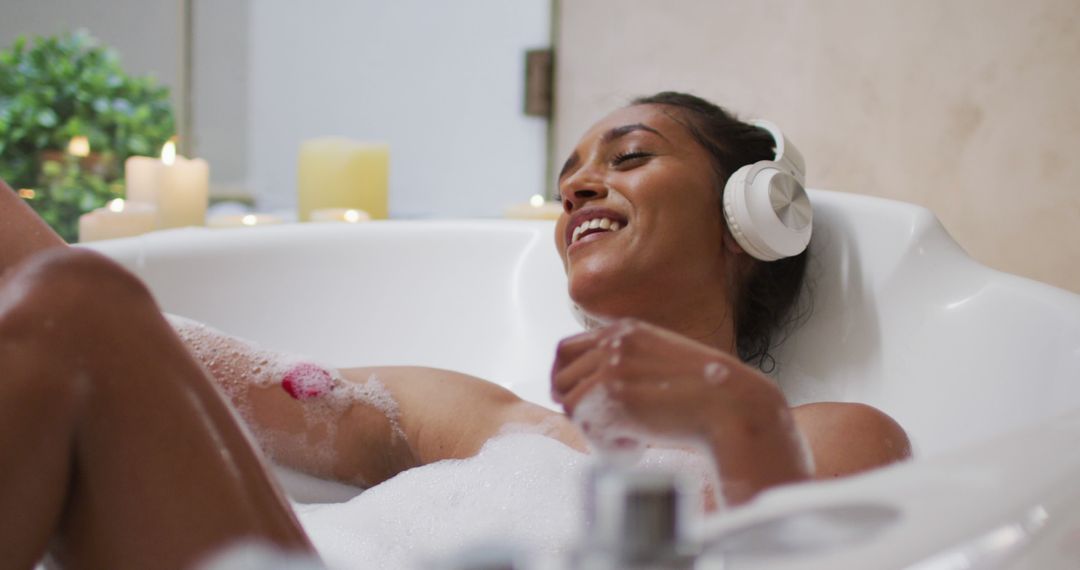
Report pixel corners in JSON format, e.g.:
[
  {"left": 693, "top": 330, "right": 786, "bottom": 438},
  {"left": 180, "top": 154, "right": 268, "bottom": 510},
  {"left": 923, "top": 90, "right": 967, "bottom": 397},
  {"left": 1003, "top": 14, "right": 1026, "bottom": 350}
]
[
  {"left": 723, "top": 162, "right": 812, "bottom": 261},
  {"left": 722, "top": 164, "right": 760, "bottom": 258}
]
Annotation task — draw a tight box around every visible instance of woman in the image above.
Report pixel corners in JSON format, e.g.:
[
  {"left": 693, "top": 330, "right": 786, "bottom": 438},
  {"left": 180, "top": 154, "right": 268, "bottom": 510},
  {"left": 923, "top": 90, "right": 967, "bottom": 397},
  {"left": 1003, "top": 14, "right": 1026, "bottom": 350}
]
[{"left": 0, "top": 92, "right": 909, "bottom": 569}]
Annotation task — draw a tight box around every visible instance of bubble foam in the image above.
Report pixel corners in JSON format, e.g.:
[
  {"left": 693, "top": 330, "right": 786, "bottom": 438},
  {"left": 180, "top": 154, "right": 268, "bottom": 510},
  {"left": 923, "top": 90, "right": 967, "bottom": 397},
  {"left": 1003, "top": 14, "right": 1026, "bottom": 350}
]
[
  {"left": 572, "top": 385, "right": 645, "bottom": 464},
  {"left": 165, "top": 313, "right": 404, "bottom": 464},
  {"left": 294, "top": 433, "right": 721, "bottom": 569}
]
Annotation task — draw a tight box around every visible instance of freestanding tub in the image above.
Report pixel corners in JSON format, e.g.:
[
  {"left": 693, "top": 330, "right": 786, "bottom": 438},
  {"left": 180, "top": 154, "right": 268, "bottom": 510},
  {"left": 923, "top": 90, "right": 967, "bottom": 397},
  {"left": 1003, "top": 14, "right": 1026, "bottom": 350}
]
[{"left": 86, "top": 189, "right": 1080, "bottom": 569}]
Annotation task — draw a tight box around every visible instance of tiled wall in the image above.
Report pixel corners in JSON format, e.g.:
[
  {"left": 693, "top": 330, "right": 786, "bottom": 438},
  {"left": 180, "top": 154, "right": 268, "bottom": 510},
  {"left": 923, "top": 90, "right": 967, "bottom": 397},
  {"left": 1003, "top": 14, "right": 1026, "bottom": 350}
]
[{"left": 554, "top": 0, "right": 1080, "bottom": 292}]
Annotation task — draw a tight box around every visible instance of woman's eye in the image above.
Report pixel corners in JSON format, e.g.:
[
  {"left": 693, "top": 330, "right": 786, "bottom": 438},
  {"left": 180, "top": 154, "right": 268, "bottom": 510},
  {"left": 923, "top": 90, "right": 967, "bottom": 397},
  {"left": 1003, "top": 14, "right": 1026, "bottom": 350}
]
[{"left": 612, "top": 151, "right": 652, "bottom": 166}]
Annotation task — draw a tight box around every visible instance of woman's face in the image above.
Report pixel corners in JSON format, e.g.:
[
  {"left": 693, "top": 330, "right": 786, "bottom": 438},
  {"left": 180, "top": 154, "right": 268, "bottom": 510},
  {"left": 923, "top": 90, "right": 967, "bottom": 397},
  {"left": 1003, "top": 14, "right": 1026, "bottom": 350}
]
[{"left": 555, "top": 104, "right": 736, "bottom": 323}]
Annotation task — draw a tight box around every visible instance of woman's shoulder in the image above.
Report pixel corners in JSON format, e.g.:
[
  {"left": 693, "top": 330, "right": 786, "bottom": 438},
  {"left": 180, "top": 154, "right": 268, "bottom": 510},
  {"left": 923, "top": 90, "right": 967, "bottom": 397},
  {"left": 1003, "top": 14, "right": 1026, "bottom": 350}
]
[{"left": 791, "top": 401, "right": 912, "bottom": 478}]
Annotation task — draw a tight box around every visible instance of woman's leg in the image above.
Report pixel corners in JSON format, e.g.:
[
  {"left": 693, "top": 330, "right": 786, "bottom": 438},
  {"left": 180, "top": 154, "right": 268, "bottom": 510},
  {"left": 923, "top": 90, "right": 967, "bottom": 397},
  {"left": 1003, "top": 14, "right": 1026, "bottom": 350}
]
[
  {"left": 0, "top": 248, "right": 314, "bottom": 570},
  {"left": 0, "top": 179, "right": 65, "bottom": 277}
]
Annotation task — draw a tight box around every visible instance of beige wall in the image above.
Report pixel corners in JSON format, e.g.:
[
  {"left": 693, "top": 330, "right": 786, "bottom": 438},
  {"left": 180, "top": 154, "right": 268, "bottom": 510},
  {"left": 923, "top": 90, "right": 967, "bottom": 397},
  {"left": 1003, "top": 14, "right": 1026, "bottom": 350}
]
[{"left": 554, "top": 0, "right": 1080, "bottom": 293}]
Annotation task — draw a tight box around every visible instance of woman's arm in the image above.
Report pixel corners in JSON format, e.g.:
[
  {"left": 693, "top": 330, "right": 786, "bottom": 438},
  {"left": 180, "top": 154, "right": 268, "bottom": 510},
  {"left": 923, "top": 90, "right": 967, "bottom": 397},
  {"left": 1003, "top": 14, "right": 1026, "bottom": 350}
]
[
  {"left": 551, "top": 318, "right": 911, "bottom": 505},
  {"left": 792, "top": 402, "right": 912, "bottom": 478},
  {"left": 168, "top": 317, "right": 583, "bottom": 488}
]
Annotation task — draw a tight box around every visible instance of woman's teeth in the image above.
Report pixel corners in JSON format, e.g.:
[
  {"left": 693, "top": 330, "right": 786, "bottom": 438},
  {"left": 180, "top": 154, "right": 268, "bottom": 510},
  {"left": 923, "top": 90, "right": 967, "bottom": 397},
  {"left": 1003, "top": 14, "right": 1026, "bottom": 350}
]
[{"left": 571, "top": 217, "right": 623, "bottom": 244}]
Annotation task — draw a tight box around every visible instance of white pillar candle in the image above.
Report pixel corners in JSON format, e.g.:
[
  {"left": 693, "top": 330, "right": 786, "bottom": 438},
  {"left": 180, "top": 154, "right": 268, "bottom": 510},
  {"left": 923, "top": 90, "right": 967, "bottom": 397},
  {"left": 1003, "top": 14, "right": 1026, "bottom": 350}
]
[
  {"left": 309, "top": 208, "right": 372, "bottom": 223},
  {"left": 158, "top": 155, "right": 210, "bottom": 229},
  {"left": 123, "top": 141, "right": 210, "bottom": 229},
  {"left": 78, "top": 199, "right": 157, "bottom": 242},
  {"left": 206, "top": 213, "right": 284, "bottom": 228},
  {"left": 124, "top": 156, "right": 161, "bottom": 204}
]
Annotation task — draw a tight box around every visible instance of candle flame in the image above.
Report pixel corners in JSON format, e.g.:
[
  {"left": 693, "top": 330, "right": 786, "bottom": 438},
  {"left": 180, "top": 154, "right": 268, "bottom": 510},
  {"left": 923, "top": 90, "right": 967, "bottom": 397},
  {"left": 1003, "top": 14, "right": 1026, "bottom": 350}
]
[
  {"left": 18, "top": 188, "right": 36, "bottom": 199},
  {"left": 242, "top": 214, "right": 258, "bottom": 226},
  {"left": 108, "top": 199, "right": 125, "bottom": 213},
  {"left": 529, "top": 194, "right": 545, "bottom": 208},
  {"left": 161, "top": 141, "right": 177, "bottom": 165},
  {"left": 68, "top": 136, "right": 91, "bottom": 158},
  {"left": 344, "top": 209, "right": 361, "bottom": 223}
]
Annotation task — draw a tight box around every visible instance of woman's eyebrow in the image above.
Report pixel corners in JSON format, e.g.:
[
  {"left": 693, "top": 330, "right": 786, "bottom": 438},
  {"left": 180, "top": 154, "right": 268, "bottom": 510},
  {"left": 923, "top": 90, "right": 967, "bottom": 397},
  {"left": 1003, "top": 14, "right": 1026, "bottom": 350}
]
[{"left": 602, "top": 123, "right": 667, "bottom": 143}]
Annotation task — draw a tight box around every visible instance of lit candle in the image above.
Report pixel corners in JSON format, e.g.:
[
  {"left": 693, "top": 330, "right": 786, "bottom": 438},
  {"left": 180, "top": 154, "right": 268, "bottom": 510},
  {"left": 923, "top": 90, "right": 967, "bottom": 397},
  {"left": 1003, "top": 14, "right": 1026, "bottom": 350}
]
[
  {"left": 78, "top": 199, "right": 157, "bottom": 242},
  {"left": 297, "top": 138, "right": 389, "bottom": 221},
  {"left": 504, "top": 194, "right": 563, "bottom": 220},
  {"left": 124, "top": 140, "right": 209, "bottom": 229},
  {"left": 206, "top": 213, "right": 284, "bottom": 228},
  {"left": 309, "top": 208, "right": 372, "bottom": 223},
  {"left": 67, "top": 136, "right": 90, "bottom": 157}
]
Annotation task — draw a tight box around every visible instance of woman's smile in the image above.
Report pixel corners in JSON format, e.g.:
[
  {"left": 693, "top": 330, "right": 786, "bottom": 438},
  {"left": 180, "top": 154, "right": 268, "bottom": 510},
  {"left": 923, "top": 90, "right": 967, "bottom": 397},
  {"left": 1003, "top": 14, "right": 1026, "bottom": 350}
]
[{"left": 565, "top": 206, "right": 628, "bottom": 254}]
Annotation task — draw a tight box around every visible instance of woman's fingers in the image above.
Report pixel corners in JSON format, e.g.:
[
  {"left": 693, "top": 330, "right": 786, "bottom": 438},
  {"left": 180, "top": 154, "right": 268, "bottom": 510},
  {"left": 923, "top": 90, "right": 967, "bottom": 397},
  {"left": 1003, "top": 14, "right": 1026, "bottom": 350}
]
[
  {"left": 551, "top": 341, "right": 607, "bottom": 402},
  {"left": 560, "top": 371, "right": 606, "bottom": 417},
  {"left": 551, "top": 329, "right": 602, "bottom": 376}
]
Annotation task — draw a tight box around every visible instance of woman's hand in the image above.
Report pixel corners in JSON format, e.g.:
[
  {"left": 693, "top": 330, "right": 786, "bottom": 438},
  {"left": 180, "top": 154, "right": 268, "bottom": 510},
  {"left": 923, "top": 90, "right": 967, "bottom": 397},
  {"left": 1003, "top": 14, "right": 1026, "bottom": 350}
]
[{"left": 551, "top": 318, "right": 812, "bottom": 504}]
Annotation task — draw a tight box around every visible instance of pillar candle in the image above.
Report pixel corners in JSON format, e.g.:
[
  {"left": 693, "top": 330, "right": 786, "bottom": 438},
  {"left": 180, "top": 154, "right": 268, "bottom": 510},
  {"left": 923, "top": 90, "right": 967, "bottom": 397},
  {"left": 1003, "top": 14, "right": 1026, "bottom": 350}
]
[
  {"left": 297, "top": 138, "right": 389, "bottom": 221},
  {"left": 78, "top": 199, "right": 157, "bottom": 242},
  {"left": 157, "top": 154, "right": 210, "bottom": 229},
  {"left": 124, "top": 156, "right": 161, "bottom": 204},
  {"left": 124, "top": 142, "right": 209, "bottom": 229}
]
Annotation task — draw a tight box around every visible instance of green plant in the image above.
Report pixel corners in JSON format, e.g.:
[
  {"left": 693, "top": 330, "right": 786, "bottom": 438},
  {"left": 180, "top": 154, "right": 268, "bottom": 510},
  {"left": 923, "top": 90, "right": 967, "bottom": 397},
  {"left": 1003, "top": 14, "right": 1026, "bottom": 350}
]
[{"left": 0, "top": 30, "right": 174, "bottom": 241}]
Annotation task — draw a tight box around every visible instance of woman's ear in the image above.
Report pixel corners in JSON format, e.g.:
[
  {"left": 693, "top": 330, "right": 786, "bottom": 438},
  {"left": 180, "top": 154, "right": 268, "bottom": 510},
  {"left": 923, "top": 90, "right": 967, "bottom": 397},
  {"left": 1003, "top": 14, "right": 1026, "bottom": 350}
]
[{"left": 723, "top": 226, "right": 745, "bottom": 255}]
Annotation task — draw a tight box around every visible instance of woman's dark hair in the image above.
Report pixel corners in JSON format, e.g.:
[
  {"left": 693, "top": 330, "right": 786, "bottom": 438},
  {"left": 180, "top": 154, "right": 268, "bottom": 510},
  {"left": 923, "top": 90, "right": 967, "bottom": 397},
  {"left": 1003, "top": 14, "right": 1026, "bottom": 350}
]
[{"left": 631, "top": 92, "right": 810, "bottom": 372}]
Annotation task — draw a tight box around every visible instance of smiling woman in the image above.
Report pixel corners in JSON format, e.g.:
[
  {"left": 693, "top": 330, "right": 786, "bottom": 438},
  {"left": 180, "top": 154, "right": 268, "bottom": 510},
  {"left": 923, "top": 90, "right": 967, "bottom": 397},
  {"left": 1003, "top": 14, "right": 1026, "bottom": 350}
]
[
  {"left": 550, "top": 92, "right": 909, "bottom": 501},
  {"left": 0, "top": 92, "right": 909, "bottom": 568}
]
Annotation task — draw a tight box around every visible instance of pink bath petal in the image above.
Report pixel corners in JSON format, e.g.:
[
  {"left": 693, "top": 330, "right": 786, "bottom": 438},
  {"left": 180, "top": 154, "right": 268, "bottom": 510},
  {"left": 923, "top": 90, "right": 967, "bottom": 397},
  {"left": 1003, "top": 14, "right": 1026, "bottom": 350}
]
[{"left": 281, "top": 362, "right": 335, "bottom": 400}]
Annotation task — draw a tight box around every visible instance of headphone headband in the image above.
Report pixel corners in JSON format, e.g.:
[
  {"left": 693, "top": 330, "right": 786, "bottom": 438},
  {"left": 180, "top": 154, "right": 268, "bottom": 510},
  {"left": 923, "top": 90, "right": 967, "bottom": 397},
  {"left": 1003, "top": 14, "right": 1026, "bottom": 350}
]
[{"left": 750, "top": 119, "right": 806, "bottom": 185}]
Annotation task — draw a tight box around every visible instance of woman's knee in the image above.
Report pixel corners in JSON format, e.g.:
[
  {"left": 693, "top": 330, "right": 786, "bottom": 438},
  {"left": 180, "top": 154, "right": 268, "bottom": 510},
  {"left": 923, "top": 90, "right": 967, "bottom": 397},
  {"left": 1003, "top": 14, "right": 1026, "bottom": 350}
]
[{"left": 0, "top": 248, "right": 156, "bottom": 326}]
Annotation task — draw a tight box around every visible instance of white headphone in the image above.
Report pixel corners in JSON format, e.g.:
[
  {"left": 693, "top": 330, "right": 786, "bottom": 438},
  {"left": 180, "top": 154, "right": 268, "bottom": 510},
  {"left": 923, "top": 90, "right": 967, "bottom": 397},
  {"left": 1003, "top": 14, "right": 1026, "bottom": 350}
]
[{"left": 722, "top": 120, "right": 813, "bottom": 261}]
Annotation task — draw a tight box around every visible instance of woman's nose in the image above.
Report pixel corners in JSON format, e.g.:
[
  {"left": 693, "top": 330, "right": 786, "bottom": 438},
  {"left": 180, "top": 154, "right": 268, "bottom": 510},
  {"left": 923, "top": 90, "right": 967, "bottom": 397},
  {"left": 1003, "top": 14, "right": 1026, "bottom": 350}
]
[{"left": 559, "top": 173, "right": 608, "bottom": 213}]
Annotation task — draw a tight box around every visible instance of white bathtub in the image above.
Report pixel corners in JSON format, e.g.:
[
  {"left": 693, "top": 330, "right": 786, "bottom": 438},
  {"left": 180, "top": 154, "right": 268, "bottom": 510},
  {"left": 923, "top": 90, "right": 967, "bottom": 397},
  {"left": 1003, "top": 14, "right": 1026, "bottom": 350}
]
[{"left": 87, "top": 189, "right": 1080, "bottom": 569}]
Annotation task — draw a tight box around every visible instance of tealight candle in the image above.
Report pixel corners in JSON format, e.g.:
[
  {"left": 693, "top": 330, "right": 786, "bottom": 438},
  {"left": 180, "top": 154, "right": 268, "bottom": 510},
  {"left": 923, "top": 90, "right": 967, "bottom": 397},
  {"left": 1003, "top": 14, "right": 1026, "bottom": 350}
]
[
  {"left": 78, "top": 199, "right": 157, "bottom": 242},
  {"left": 309, "top": 208, "right": 372, "bottom": 223},
  {"left": 504, "top": 194, "right": 563, "bottom": 220},
  {"left": 206, "top": 213, "right": 284, "bottom": 228}
]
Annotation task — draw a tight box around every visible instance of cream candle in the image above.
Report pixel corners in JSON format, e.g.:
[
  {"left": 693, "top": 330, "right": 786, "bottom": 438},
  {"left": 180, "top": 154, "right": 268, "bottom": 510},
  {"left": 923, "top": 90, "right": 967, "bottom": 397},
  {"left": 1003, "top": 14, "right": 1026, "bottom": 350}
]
[
  {"left": 124, "top": 155, "right": 161, "bottom": 205},
  {"left": 297, "top": 138, "right": 389, "bottom": 221},
  {"left": 123, "top": 141, "right": 209, "bottom": 229},
  {"left": 309, "top": 208, "right": 372, "bottom": 223},
  {"left": 206, "top": 213, "right": 284, "bottom": 229},
  {"left": 157, "top": 142, "right": 209, "bottom": 229},
  {"left": 78, "top": 199, "right": 157, "bottom": 242},
  {"left": 504, "top": 194, "right": 563, "bottom": 220}
]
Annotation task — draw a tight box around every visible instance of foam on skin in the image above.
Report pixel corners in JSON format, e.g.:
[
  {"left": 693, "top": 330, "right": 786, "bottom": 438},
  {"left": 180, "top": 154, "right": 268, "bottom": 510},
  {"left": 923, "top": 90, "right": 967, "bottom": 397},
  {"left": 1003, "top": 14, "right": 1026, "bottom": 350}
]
[
  {"left": 572, "top": 385, "right": 646, "bottom": 464},
  {"left": 703, "top": 361, "right": 729, "bottom": 385},
  {"left": 570, "top": 383, "right": 725, "bottom": 512},
  {"left": 165, "top": 313, "right": 405, "bottom": 471}
]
